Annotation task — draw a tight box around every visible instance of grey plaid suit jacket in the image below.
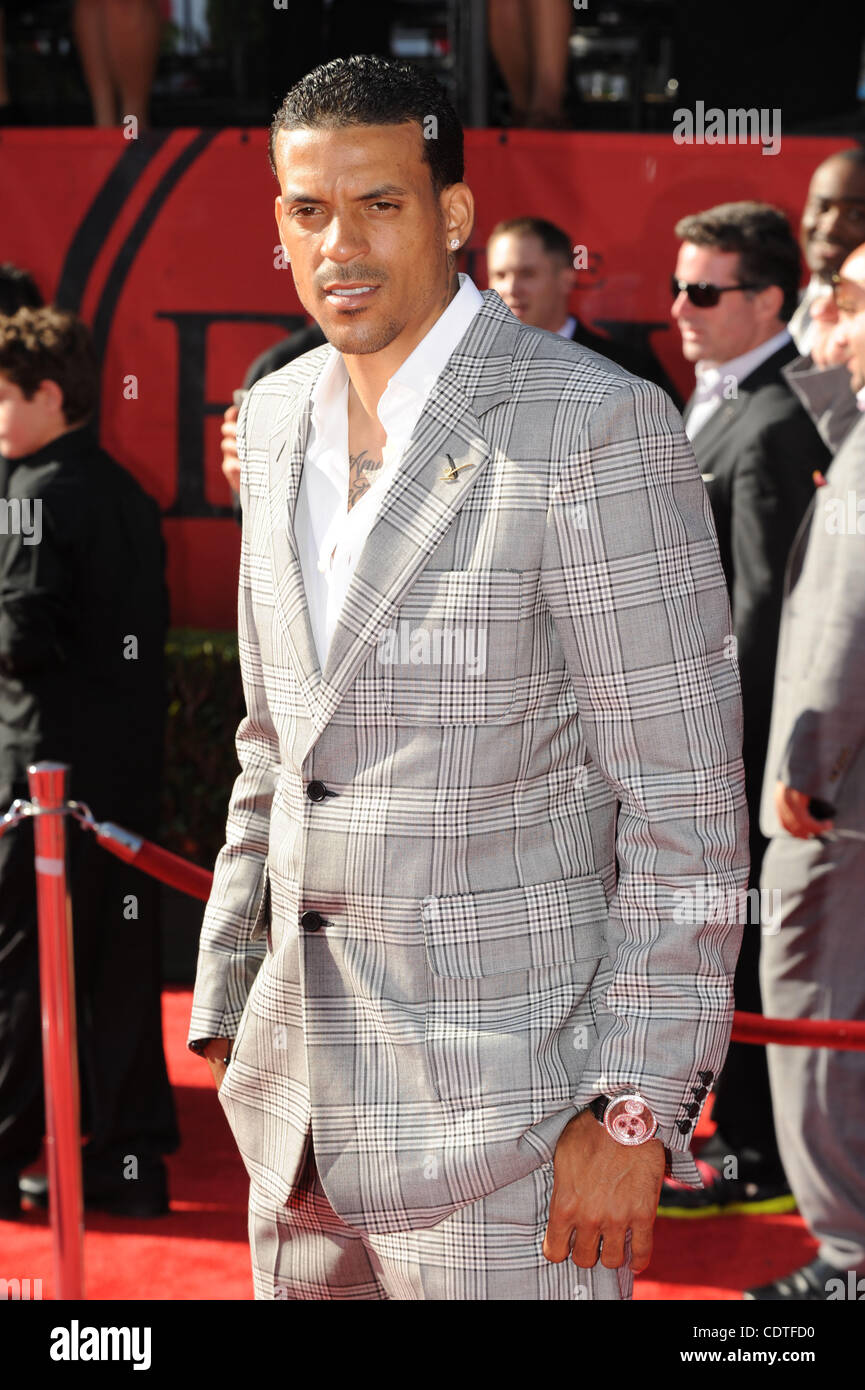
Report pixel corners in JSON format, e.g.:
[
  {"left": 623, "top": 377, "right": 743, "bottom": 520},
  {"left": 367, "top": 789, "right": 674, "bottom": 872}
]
[{"left": 189, "top": 291, "right": 749, "bottom": 1233}]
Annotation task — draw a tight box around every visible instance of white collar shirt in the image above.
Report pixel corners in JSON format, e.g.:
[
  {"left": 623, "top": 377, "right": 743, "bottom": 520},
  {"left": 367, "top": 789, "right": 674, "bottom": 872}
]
[
  {"left": 685, "top": 327, "right": 792, "bottom": 442},
  {"left": 294, "top": 273, "right": 484, "bottom": 670}
]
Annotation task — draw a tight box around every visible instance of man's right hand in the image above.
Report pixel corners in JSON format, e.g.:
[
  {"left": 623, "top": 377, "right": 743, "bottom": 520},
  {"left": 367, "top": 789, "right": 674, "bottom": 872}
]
[
  {"left": 202, "top": 1037, "right": 233, "bottom": 1091},
  {"left": 221, "top": 404, "right": 241, "bottom": 494}
]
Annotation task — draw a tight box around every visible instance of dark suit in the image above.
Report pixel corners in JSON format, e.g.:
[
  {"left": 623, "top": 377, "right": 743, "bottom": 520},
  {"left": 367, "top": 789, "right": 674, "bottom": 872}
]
[
  {"left": 685, "top": 337, "right": 830, "bottom": 1180},
  {"left": 229, "top": 323, "right": 329, "bottom": 525},
  {"left": 0, "top": 425, "right": 179, "bottom": 1200},
  {"left": 241, "top": 323, "right": 328, "bottom": 391},
  {"left": 564, "top": 318, "right": 682, "bottom": 408}
]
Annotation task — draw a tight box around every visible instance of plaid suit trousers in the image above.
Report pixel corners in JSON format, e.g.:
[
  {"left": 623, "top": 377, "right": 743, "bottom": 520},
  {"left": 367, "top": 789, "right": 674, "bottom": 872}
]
[{"left": 248, "top": 1137, "right": 633, "bottom": 1301}]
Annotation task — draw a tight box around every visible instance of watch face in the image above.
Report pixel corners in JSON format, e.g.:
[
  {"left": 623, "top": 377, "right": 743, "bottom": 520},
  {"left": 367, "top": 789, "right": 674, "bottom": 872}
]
[{"left": 603, "top": 1095, "right": 658, "bottom": 1145}]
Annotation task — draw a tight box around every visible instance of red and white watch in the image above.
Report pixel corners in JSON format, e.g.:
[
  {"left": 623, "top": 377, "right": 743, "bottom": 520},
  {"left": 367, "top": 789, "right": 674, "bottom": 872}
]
[{"left": 588, "top": 1092, "right": 659, "bottom": 1146}]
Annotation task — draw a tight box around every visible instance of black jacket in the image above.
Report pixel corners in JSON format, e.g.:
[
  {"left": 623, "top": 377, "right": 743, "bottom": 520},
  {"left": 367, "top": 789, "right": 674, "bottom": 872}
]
[
  {"left": 242, "top": 323, "right": 328, "bottom": 390},
  {"left": 0, "top": 425, "right": 167, "bottom": 829},
  {"left": 684, "top": 339, "right": 830, "bottom": 848},
  {"left": 564, "top": 318, "right": 682, "bottom": 408},
  {"left": 230, "top": 322, "right": 329, "bottom": 524}
]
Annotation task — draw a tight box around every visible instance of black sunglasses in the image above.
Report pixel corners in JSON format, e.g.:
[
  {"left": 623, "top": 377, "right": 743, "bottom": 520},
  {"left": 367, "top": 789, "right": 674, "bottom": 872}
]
[{"left": 670, "top": 276, "right": 760, "bottom": 308}]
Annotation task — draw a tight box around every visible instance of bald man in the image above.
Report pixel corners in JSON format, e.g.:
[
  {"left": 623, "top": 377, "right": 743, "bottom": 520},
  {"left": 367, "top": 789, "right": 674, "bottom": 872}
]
[
  {"left": 789, "top": 149, "right": 865, "bottom": 356},
  {"left": 747, "top": 241, "right": 865, "bottom": 1300}
]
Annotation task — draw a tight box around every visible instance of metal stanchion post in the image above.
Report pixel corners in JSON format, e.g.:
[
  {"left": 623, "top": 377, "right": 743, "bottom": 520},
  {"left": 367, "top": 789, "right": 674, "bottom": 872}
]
[{"left": 28, "top": 761, "right": 85, "bottom": 1301}]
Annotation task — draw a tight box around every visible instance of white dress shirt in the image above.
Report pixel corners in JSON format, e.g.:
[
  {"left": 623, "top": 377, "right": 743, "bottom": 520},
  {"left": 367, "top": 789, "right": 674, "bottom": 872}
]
[
  {"left": 685, "top": 328, "right": 792, "bottom": 442},
  {"left": 293, "top": 274, "right": 484, "bottom": 669},
  {"left": 557, "top": 315, "right": 577, "bottom": 339}
]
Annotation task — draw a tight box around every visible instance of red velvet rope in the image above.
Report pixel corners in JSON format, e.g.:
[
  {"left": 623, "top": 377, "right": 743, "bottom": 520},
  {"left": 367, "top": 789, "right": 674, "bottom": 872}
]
[
  {"left": 731, "top": 1010, "right": 865, "bottom": 1051},
  {"left": 95, "top": 828, "right": 214, "bottom": 902},
  {"left": 130, "top": 838, "right": 214, "bottom": 902},
  {"left": 96, "top": 828, "right": 865, "bottom": 1050}
]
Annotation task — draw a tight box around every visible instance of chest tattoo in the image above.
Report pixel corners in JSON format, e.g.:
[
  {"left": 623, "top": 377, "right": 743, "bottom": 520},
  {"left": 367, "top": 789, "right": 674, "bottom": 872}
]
[{"left": 348, "top": 449, "right": 383, "bottom": 510}]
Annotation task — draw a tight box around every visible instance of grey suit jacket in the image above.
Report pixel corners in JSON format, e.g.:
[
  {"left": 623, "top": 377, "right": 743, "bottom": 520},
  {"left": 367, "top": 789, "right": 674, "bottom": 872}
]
[
  {"left": 188, "top": 291, "right": 749, "bottom": 1232},
  {"left": 761, "top": 365, "right": 865, "bottom": 838}
]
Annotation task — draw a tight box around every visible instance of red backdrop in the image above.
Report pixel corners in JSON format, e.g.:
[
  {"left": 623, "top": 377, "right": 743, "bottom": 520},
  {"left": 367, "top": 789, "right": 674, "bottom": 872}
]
[{"left": 0, "top": 129, "right": 853, "bottom": 629}]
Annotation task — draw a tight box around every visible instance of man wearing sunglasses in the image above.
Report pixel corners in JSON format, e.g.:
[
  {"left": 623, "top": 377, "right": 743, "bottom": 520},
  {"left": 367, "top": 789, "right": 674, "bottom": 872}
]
[
  {"left": 662, "top": 202, "right": 830, "bottom": 1222},
  {"left": 747, "top": 243, "right": 865, "bottom": 1300}
]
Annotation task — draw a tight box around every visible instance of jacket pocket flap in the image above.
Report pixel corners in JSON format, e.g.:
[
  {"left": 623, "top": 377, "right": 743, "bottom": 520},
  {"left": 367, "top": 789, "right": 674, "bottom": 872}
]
[{"left": 421, "top": 875, "right": 608, "bottom": 979}]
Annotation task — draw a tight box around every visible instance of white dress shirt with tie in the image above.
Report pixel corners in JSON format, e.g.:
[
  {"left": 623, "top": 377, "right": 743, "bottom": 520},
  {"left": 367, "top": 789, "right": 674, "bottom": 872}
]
[{"left": 293, "top": 273, "right": 484, "bottom": 670}]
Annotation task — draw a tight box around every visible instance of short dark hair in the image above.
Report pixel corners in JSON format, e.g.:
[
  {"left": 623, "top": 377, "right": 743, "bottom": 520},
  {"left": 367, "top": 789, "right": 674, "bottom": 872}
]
[
  {"left": 0, "top": 263, "right": 43, "bottom": 317},
  {"left": 269, "top": 55, "right": 464, "bottom": 196},
  {"left": 488, "top": 217, "right": 572, "bottom": 266},
  {"left": 0, "top": 307, "right": 99, "bottom": 425},
  {"left": 829, "top": 144, "right": 865, "bottom": 168},
  {"left": 674, "top": 201, "right": 801, "bottom": 322}
]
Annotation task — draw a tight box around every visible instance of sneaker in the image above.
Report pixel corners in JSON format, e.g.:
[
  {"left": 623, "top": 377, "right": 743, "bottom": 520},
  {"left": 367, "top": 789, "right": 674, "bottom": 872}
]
[
  {"left": 658, "top": 1158, "right": 797, "bottom": 1218},
  {"left": 744, "top": 1257, "right": 840, "bottom": 1301}
]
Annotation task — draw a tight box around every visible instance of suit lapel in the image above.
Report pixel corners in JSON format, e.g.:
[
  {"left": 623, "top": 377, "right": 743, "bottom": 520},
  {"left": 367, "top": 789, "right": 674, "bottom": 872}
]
[
  {"left": 687, "top": 341, "right": 800, "bottom": 467},
  {"left": 687, "top": 395, "right": 746, "bottom": 469},
  {"left": 309, "top": 371, "right": 494, "bottom": 744},
  {"left": 266, "top": 391, "right": 323, "bottom": 714},
  {"left": 263, "top": 292, "right": 518, "bottom": 749}
]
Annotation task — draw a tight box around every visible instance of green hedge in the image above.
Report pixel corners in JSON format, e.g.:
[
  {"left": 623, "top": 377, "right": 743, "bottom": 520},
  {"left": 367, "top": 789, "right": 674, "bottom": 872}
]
[{"left": 160, "top": 628, "right": 245, "bottom": 871}]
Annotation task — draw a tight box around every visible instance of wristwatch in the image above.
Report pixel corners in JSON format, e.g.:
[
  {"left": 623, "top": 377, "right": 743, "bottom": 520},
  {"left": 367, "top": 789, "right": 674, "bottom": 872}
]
[{"left": 588, "top": 1092, "right": 659, "bottom": 1146}]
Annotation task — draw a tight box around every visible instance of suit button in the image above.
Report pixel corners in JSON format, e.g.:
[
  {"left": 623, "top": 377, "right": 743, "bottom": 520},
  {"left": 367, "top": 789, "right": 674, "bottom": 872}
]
[
  {"left": 300, "top": 910, "right": 325, "bottom": 932},
  {"left": 684, "top": 1102, "right": 700, "bottom": 1118},
  {"left": 692, "top": 1086, "right": 707, "bottom": 1101},
  {"left": 677, "top": 1119, "right": 693, "bottom": 1134},
  {"left": 698, "top": 1070, "right": 714, "bottom": 1085},
  {"left": 307, "top": 780, "right": 328, "bottom": 802}
]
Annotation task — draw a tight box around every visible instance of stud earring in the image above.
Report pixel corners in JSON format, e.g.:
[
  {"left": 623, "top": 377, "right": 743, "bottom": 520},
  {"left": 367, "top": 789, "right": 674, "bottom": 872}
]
[{"left": 450, "top": 238, "right": 460, "bottom": 249}]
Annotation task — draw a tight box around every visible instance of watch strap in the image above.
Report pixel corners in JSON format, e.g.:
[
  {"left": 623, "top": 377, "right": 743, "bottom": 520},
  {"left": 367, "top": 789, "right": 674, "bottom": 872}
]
[{"left": 588, "top": 1094, "right": 612, "bottom": 1123}]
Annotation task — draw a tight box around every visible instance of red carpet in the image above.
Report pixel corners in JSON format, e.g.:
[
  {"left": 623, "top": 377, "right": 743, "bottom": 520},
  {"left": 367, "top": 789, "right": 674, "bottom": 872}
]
[{"left": 0, "top": 986, "right": 816, "bottom": 1300}]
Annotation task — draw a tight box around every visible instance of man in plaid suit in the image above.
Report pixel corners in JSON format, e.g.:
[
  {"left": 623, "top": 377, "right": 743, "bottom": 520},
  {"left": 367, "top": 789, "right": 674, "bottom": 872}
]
[{"left": 188, "top": 56, "right": 749, "bottom": 1300}]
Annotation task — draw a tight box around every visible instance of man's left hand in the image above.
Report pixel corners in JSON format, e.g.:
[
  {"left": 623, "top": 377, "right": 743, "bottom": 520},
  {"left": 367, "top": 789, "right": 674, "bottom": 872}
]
[{"left": 543, "top": 1108, "right": 666, "bottom": 1273}]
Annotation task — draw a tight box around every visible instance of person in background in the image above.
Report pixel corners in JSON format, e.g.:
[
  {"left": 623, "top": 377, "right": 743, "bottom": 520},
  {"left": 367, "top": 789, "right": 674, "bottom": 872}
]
[
  {"left": 747, "top": 240, "right": 865, "bottom": 1300},
  {"left": 662, "top": 201, "right": 830, "bottom": 1220},
  {"left": 486, "top": 216, "right": 679, "bottom": 401},
  {"left": 488, "top": 0, "right": 572, "bottom": 127},
  {"left": 789, "top": 147, "right": 865, "bottom": 357},
  {"left": 0, "top": 264, "right": 42, "bottom": 316},
  {"left": 72, "top": 0, "right": 166, "bottom": 128},
  {"left": 221, "top": 319, "right": 326, "bottom": 520},
  {"left": 0, "top": 307, "right": 178, "bottom": 1219}
]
